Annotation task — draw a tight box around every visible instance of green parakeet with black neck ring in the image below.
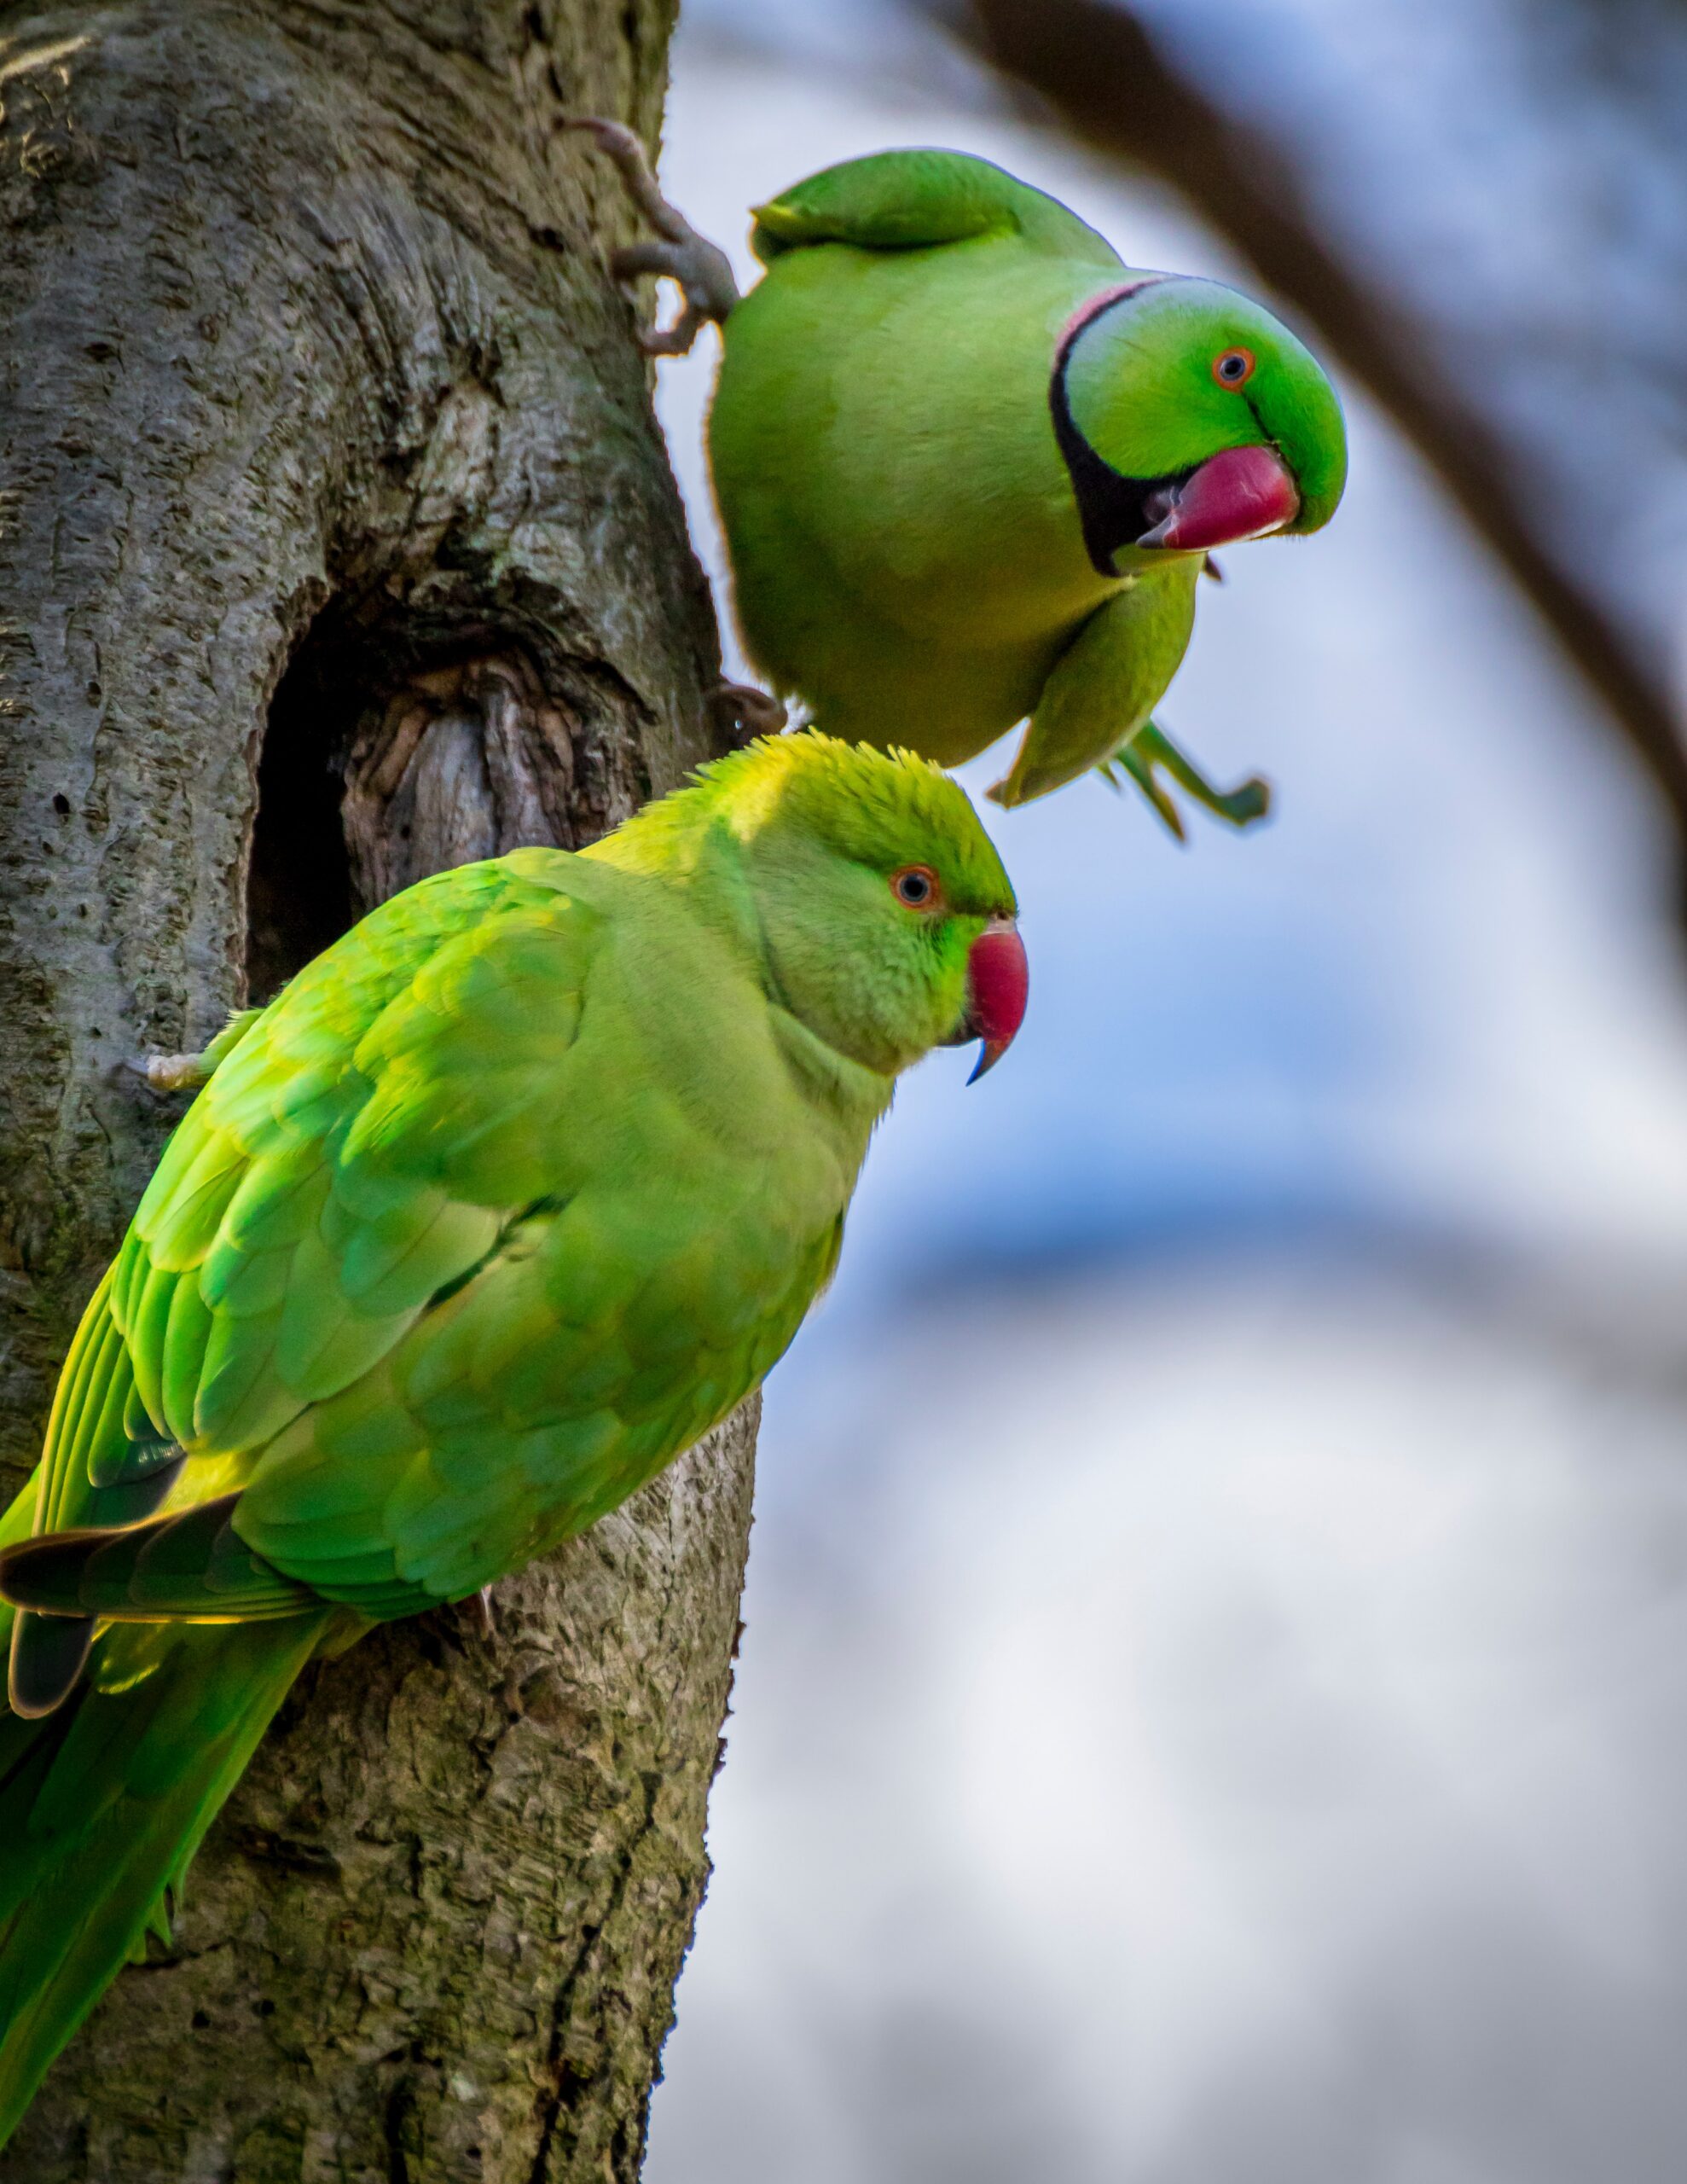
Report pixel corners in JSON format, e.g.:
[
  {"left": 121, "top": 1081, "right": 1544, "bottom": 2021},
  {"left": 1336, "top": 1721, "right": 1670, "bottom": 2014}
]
[
  {"left": 577, "top": 132, "right": 1348, "bottom": 837},
  {"left": 0, "top": 731, "right": 1026, "bottom": 2144}
]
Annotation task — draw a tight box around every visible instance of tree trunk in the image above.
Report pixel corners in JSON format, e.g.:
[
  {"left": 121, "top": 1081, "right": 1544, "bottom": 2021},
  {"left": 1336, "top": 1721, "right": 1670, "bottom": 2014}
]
[{"left": 0, "top": 3, "right": 754, "bottom": 2175}]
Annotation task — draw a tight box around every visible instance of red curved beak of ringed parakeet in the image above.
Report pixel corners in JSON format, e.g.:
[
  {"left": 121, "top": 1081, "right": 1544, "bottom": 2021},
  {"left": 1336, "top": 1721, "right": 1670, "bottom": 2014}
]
[
  {"left": 1135, "top": 444, "right": 1300, "bottom": 552},
  {"left": 962, "top": 917, "right": 1029, "bottom": 1082}
]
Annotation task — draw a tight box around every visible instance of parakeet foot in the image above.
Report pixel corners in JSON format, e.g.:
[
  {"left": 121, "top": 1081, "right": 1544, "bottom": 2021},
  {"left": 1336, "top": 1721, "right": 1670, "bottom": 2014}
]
[
  {"left": 127, "top": 1007, "right": 264, "bottom": 1093},
  {"left": 706, "top": 681, "right": 789, "bottom": 745},
  {"left": 565, "top": 117, "right": 739, "bottom": 356},
  {"left": 1101, "top": 722, "right": 1271, "bottom": 842},
  {"left": 130, "top": 1049, "right": 213, "bottom": 1093}
]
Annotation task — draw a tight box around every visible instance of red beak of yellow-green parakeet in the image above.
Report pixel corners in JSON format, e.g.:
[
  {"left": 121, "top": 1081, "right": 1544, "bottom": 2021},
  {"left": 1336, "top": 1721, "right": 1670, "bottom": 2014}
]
[
  {"left": 577, "top": 130, "right": 1348, "bottom": 839},
  {"left": 0, "top": 732, "right": 1025, "bottom": 2145}
]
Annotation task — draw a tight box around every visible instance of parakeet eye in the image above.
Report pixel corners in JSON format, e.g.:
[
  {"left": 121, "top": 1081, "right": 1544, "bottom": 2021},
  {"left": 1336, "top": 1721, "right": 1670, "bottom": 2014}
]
[
  {"left": 891, "top": 864, "right": 940, "bottom": 909},
  {"left": 1213, "top": 347, "right": 1256, "bottom": 387}
]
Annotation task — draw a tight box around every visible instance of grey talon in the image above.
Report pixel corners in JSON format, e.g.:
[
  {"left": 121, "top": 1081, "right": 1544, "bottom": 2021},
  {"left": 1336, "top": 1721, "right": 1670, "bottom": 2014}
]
[{"left": 565, "top": 116, "right": 739, "bottom": 357}]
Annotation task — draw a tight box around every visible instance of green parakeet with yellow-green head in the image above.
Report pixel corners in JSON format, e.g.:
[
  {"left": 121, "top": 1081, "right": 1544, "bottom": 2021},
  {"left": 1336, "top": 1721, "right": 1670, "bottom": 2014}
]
[
  {"left": 577, "top": 131, "right": 1348, "bottom": 835},
  {"left": 0, "top": 731, "right": 1026, "bottom": 2143}
]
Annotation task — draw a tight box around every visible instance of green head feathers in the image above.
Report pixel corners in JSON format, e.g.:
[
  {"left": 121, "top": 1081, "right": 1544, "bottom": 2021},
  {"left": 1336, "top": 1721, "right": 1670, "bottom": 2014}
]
[
  {"left": 1055, "top": 276, "right": 1347, "bottom": 573},
  {"left": 600, "top": 733, "right": 1021, "bottom": 1078},
  {"left": 702, "top": 734, "right": 1013, "bottom": 909}
]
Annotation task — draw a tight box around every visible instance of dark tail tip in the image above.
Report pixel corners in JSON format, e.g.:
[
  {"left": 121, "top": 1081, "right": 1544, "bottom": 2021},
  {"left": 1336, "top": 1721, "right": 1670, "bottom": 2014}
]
[{"left": 9, "top": 1612, "right": 96, "bottom": 1719}]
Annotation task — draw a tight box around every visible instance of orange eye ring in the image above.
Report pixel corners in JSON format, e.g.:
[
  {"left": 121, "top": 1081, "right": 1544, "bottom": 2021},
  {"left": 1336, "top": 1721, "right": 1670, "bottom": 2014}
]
[
  {"left": 1213, "top": 346, "right": 1256, "bottom": 388},
  {"left": 891, "top": 863, "right": 941, "bottom": 909}
]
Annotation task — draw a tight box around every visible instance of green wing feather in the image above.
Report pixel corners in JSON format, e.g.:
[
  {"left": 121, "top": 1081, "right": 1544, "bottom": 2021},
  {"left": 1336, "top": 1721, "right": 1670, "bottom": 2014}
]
[
  {"left": 751, "top": 147, "right": 1117, "bottom": 266},
  {"left": 989, "top": 561, "right": 1199, "bottom": 807},
  {"left": 235, "top": 867, "right": 848, "bottom": 1609},
  {"left": 98, "top": 857, "right": 584, "bottom": 1496},
  {"left": 6, "top": 1263, "right": 188, "bottom": 1719}
]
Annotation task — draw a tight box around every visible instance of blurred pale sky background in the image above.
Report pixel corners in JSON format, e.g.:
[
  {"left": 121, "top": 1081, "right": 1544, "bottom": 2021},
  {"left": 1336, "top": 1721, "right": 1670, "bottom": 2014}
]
[{"left": 641, "top": 12, "right": 1687, "bottom": 2180}]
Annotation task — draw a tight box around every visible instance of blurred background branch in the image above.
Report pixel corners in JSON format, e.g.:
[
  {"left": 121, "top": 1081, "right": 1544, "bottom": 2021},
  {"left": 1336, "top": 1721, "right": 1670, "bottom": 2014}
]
[{"left": 927, "top": 0, "right": 1687, "bottom": 856}]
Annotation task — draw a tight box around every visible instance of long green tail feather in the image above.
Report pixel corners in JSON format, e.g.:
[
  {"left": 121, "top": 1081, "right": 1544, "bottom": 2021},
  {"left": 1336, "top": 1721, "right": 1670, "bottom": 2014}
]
[{"left": 0, "top": 1612, "right": 330, "bottom": 2145}]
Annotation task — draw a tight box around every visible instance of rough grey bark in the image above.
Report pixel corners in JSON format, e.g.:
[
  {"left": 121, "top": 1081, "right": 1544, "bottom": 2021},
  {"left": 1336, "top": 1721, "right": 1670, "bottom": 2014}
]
[{"left": 0, "top": 2, "right": 754, "bottom": 2175}]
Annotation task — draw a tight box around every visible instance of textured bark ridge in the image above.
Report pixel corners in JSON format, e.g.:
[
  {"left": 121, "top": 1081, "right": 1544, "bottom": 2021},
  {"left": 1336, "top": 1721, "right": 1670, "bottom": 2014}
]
[{"left": 0, "top": 3, "right": 754, "bottom": 2175}]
